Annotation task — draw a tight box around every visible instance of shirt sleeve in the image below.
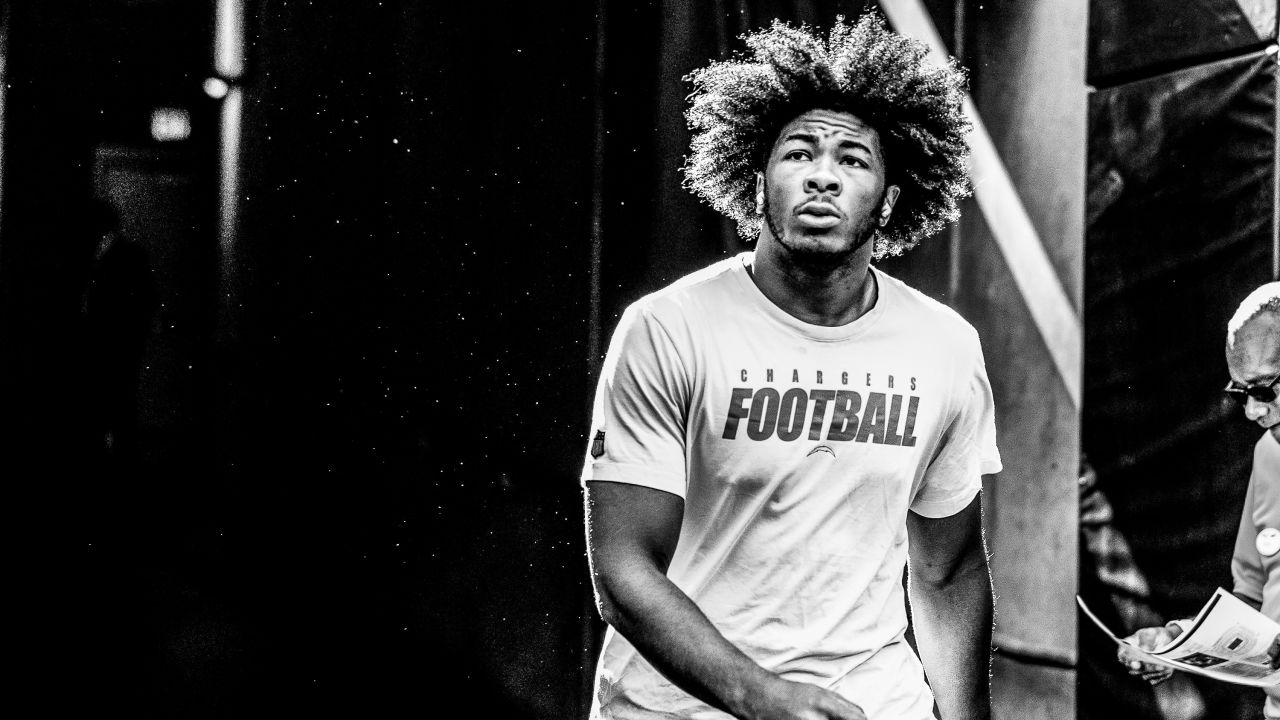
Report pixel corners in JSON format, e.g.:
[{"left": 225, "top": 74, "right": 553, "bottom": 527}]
[
  {"left": 910, "top": 331, "right": 1002, "bottom": 518},
  {"left": 1232, "top": 465, "right": 1264, "bottom": 606},
  {"left": 580, "top": 302, "right": 690, "bottom": 498}
]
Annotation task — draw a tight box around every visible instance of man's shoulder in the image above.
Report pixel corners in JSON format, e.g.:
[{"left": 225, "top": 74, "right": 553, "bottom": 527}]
[
  {"left": 625, "top": 254, "right": 747, "bottom": 322},
  {"left": 875, "top": 268, "right": 981, "bottom": 346},
  {"left": 1254, "top": 432, "right": 1280, "bottom": 470}
]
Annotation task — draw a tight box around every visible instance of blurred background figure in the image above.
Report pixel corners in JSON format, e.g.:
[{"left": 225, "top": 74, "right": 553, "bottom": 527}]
[
  {"left": 80, "top": 195, "right": 156, "bottom": 466},
  {"left": 1079, "top": 456, "right": 1207, "bottom": 720}
]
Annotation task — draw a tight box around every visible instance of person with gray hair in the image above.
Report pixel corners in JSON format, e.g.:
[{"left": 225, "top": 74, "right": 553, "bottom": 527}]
[{"left": 1120, "top": 281, "right": 1280, "bottom": 717}]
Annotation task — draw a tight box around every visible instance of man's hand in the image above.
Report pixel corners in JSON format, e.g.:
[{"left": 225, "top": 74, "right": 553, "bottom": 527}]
[
  {"left": 1268, "top": 633, "right": 1280, "bottom": 669},
  {"left": 1118, "top": 625, "right": 1180, "bottom": 685},
  {"left": 739, "top": 677, "right": 866, "bottom": 720}
]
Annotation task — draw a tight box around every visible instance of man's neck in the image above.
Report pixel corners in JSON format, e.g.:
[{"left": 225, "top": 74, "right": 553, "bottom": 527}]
[{"left": 747, "top": 232, "right": 877, "bottom": 327}]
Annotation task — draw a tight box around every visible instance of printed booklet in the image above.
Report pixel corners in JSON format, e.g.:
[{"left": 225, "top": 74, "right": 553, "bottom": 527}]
[{"left": 1079, "top": 588, "right": 1280, "bottom": 687}]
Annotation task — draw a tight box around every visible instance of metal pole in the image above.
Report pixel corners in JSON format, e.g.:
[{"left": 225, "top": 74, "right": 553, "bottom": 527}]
[
  {"left": 948, "top": 0, "right": 966, "bottom": 302},
  {"left": 581, "top": 1, "right": 607, "bottom": 716},
  {"left": 0, "top": 1, "right": 10, "bottom": 264},
  {"left": 215, "top": 0, "right": 245, "bottom": 337},
  {"left": 1271, "top": 44, "right": 1278, "bottom": 280}
]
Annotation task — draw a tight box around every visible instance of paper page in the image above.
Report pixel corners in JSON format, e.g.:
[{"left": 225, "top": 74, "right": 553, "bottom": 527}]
[{"left": 1077, "top": 590, "right": 1280, "bottom": 688}]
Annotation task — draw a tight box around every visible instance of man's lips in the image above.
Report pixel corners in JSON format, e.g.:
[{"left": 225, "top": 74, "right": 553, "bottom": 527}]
[{"left": 796, "top": 202, "right": 841, "bottom": 218}]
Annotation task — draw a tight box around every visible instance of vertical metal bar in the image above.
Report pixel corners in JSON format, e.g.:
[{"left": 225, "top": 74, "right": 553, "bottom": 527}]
[
  {"left": 215, "top": 0, "right": 245, "bottom": 80},
  {"left": 218, "top": 85, "right": 243, "bottom": 319},
  {"left": 582, "top": 3, "right": 607, "bottom": 716},
  {"left": 588, "top": 7, "right": 605, "bottom": 382},
  {"left": 712, "top": 0, "right": 728, "bottom": 55},
  {"left": 213, "top": 0, "right": 245, "bottom": 491},
  {"left": 0, "top": 1, "right": 9, "bottom": 259},
  {"left": 949, "top": 0, "right": 967, "bottom": 301},
  {"left": 215, "top": 0, "right": 245, "bottom": 339},
  {"left": 1272, "top": 46, "right": 1278, "bottom": 280}
]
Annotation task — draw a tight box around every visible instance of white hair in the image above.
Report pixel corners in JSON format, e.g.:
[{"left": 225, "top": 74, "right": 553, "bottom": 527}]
[{"left": 1227, "top": 281, "right": 1280, "bottom": 348}]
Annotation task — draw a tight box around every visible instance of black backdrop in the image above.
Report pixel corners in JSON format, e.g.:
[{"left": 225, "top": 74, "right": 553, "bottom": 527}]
[
  {"left": 1080, "top": 1, "right": 1278, "bottom": 717},
  {"left": 3, "top": 1, "right": 950, "bottom": 717},
  {"left": 5, "top": 1, "right": 598, "bottom": 716}
]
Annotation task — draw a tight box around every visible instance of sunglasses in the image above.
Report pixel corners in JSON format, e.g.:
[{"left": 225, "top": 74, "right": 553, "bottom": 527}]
[{"left": 1224, "top": 373, "right": 1280, "bottom": 405}]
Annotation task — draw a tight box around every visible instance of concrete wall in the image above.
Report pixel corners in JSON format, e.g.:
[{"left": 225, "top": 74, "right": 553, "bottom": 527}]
[{"left": 958, "top": 1, "right": 1086, "bottom": 716}]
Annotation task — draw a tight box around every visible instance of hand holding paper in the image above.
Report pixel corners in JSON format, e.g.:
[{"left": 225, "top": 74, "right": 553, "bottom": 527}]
[
  {"left": 1119, "top": 625, "right": 1180, "bottom": 685},
  {"left": 1081, "top": 588, "right": 1280, "bottom": 688}
]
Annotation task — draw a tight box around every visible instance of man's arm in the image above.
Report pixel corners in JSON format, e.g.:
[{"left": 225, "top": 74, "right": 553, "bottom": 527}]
[
  {"left": 585, "top": 481, "right": 866, "bottom": 720},
  {"left": 906, "top": 493, "right": 992, "bottom": 720}
]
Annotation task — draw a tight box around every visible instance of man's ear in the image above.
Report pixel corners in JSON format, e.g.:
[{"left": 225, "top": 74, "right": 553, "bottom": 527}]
[
  {"left": 879, "top": 185, "right": 901, "bottom": 226},
  {"left": 754, "top": 172, "right": 765, "bottom": 215}
]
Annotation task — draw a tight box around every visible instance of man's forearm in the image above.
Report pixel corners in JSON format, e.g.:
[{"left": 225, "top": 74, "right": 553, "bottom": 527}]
[
  {"left": 908, "top": 552, "right": 993, "bottom": 720},
  {"left": 598, "top": 561, "right": 779, "bottom": 718}
]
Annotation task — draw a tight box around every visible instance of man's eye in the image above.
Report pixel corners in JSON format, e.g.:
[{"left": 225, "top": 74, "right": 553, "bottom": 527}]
[
  {"left": 784, "top": 150, "right": 810, "bottom": 160},
  {"left": 841, "top": 156, "right": 868, "bottom": 167}
]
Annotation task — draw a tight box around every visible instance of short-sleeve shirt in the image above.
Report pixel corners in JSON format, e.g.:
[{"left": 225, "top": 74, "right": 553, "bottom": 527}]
[
  {"left": 1232, "top": 432, "right": 1280, "bottom": 719},
  {"left": 583, "top": 254, "right": 1002, "bottom": 719}
]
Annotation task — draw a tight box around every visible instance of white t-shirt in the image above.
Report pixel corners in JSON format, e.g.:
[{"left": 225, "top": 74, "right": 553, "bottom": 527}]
[
  {"left": 583, "top": 253, "right": 1002, "bottom": 719},
  {"left": 1232, "top": 432, "right": 1280, "bottom": 719}
]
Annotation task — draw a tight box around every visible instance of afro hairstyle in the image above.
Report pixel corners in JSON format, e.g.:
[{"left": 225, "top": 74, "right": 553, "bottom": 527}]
[{"left": 682, "top": 13, "right": 971, "bottom": 258}]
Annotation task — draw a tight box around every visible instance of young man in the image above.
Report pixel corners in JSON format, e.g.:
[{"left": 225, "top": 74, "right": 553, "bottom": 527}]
[
  {"left": 1120, "top": 282, "right": 1280, "bottom": 717},
  {"left": 583, "top": 15, "right": 998, "bottom": 720}
]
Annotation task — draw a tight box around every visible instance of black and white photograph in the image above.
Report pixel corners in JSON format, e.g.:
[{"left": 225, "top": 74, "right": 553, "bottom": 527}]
[{"left": 2, "top": 1, "right": 1277, "bottom": 718}]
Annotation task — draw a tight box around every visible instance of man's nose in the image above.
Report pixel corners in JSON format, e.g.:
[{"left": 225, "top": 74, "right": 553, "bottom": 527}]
[
  {"left": 1245, "top": 396, "right": 1270, "bottom": 421},
  {"left": 804, "top": 159, "right": 841, "bottom": 194}
]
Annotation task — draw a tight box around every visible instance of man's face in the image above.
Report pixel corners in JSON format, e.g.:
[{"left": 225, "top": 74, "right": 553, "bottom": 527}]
[
  {"left": 756, "top": 109, "right": 900, "bottom": 263},
  {"left": 1226, "top": 313, "right": 1280, "bottom": 442}
]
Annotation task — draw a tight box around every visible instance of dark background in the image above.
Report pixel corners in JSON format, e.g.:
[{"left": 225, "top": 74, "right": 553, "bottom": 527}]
[
  {"left": 1, "top": 1, "right": 1276, "bottom": 718},
  {"left": 1079, "top": 1, "right": 1278, "bottom": 717},
  {"left": 6, "top": 1, "right": 597, "bottom": 716}
]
